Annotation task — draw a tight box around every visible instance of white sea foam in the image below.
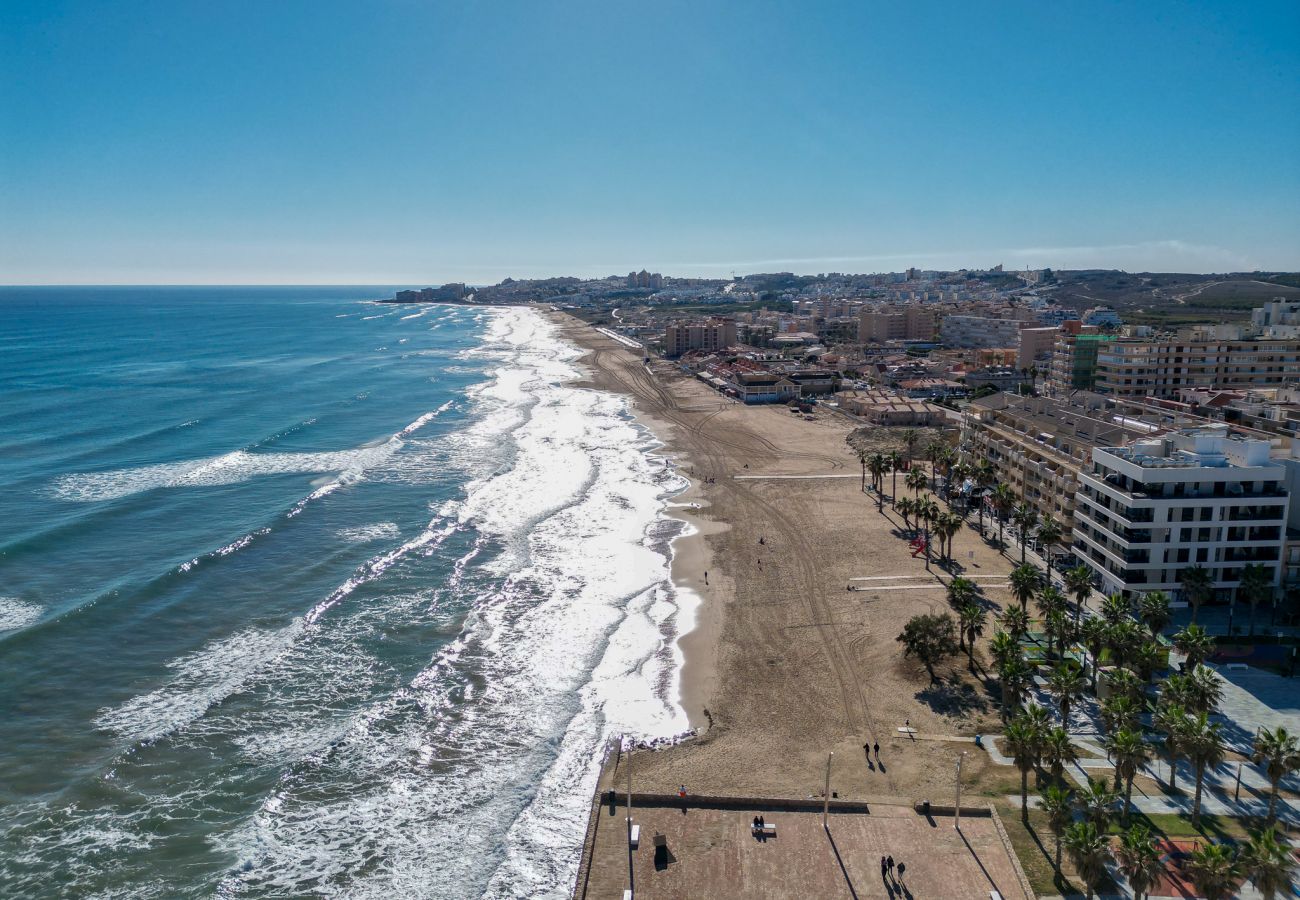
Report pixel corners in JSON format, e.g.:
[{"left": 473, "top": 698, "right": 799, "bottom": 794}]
[
  {"left": 0, "top": 597, "right": 43, "bottom": 631},
  {"left": 210, "top": 308, "right": 696, "bottom": 898},
  {"left": 335, "top": 522, "right": 401, "bottom": 543},
  {"left": 70, "top": 307, "right": 696, "bottom": 899},
  {"left": 55, "top": 403, "right": 455, "bottom": 504}
]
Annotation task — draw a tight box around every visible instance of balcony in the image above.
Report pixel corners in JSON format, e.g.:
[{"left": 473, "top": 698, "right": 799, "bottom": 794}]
[{"left": 1223, "top": 547, "right": 1282, "bottom": 563}]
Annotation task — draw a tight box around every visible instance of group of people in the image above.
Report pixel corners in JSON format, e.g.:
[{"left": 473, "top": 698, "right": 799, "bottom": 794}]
[
  {"left": 880, "top": 855, "right": 906, "bottom": 887},
  {"left": 750, "top": 814, "right": 771, "bottom": 842}
]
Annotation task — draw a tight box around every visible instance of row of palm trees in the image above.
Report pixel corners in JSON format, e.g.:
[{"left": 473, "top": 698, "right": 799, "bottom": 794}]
[
  {"left": 1052, "top": 804, "right": 1294, "bottom": 900},
  {"left": 989, "top": 562, "right": 1300, "bottom": 896}
]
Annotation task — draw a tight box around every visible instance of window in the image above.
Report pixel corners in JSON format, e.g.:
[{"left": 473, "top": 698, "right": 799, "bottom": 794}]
[{"left": 1197, "top": 548, "right": 1209, "bottom": 563}]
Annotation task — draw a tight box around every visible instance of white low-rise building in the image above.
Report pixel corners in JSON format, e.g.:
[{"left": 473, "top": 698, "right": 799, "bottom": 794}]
[{"left": 1073, "top": 427, "right": 1287, "bottom": 598}]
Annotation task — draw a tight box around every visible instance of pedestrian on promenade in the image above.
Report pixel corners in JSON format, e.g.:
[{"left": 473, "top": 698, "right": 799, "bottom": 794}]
[
  {"left": 897, "top": 861, "right": 906, "bottom": 886},
  {"left": 880, "top": 856, "right": 888, "bottom": 879},
  {"left": 887, "top": 855, "right": 895, "bottom": 879}
]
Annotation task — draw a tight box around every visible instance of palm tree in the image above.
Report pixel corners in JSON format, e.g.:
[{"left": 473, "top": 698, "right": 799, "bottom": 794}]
[
  {"left": 1240, "top": 826, "right": 1297, "bottom": 900},
  {"left": 990, "top": 482, "right": 1015, "bottom": 549},
  {"left": 946, "top": 576, "right": 978, "bottom": 609},
  {"left": 1065, "top": 564, "right": 1094, "bottom": 626},
  {"left": 868, "top": 453, "right": 889, "bottom": 511},
  {"left": 1182, "top": 665, "right": 1223, "bottom": 715},
  {"left": 1047, "top": 661, "right": 1087, "bottom": 729},
  {"left": 1106, "top": 619, "right": 1145, "bottom": 670},
  {"left": 1173, "top": 623, "right": 1214, "bottom": 669},
  {"left": 1180, "top": 565, "right": 1214, "bottom": 625},
  {"left": 1080, "top": 616, "right": 1108, "bottom": 693},
  {"left": 901, "top": 427, "right": 920, "bottom": 464},
  {"left": 1105, "top": 667, "right": 1143, "bottom": 704},
  {"left": 958, "top": 602, "right": 987, "bottom": 672},
  {"left": 1037, "top": 584, "right": 1068, "bottom": 619},
  {"left": 1062, "top": 821, "right": 1112, "bottom": 900},
  {"left": 1041, "top": 725, "right": 1078, "bottom": 784},
  {"left": 998, "top": 655, "right": 1034, "bottom": 720},
  {"left": 974, "top": 460, "right": 995, "bottom": 533},
  {"left": 1037, "top": 515, "right": 1064, "bottom": 581},
  {"left": 1132, "top": 640, "right": 1164, "bottom": 685},
  {"left": 1106, "top": 728, "right": 1152, "bottom": 823},
  {"left": 888, "top": 450, "right": 903, "bottom": 505},
  {"left": 1076, "top": 776, "right": 1119, "bottom": 834},
  {"left": 1040, "top": 783, "right": 1074, "bottom": 878},
  {"left": 1000, "top": 606, "right": 1030, "bottom": 643},
  {"left": 935, "top": 511, "right": 963, "bottom": 561},
  {"left": 989, "top": 630, "right": 1019, "bottom": 669},
  {"left": 1100, "top": 592, "right": 1130, "bottom": 626},
  {"left": 1009, "top": 563, "right": 1042, "bottom": 614},
  {"left": 1012, "top": 502, "right": 1039, "bottom": 565},
  {"left": 1251, "top": 727, "right": 1300, "bottom": 824},
  {"left": 1239, "top": 563, "right": 1273, "bottom": 637},
  {"left": 897, "top": 496, "right": 914, "bottom": 532},
  {"left": 1138, "top": 590, "right": 1172, "bottom": 639},
  {"left": 857, "top": 447, "right": 870, "bottom": 493},
  {"left": 905, "top": 466, "right": 927, "bottom": 500},
  {"left": 1100, "top": 694, "right": 1141, "bottom": 735},
  {"left": 1116, "top": 823, "right": 1163, "bottom": 900},
  {"left": 1187, "top": 841, "right": 1240, "bottom": 900},
  {"left": 1004, "top": 716, "right": 1041, "bottom": 821},
  {"left": 1182, "top": 711, "right": 1226, "bottom": 827},
  {"left": 924, "top": 439, "right": 948, "bottom": 492},
  {"left": 1152, "top": 699, "right": 1188, "bottom": 791},
  {"left": 1045, "top": 609, "right": 1075, "bottom": 662}
]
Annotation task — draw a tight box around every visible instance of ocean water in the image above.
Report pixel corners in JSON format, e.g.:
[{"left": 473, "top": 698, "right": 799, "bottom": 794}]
[{"left": 0, "top": 287, "right": 695, "bottom": 898}]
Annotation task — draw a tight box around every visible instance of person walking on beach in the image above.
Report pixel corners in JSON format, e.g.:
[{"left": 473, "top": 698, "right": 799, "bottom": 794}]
[
  {"left": 896, "top": 861, "right": 906, "bottom": 887},
  {"left": 880, "top": 856, "right": 888, "bottom": 880},
  {"left": 887, "top": 855, "right": 895, "bottom": 881},
  {"left": 873, "top": 741, "right": 880, "bottom": 760}
]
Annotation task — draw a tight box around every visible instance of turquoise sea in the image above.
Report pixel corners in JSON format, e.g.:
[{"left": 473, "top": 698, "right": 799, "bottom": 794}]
[{"left": 0, "top": 287, "right": 694, "bottom": 898}]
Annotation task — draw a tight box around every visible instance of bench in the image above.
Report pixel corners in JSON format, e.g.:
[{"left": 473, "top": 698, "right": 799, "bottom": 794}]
[
  {"left": 751, "top": 823, "right": 777, "bottom": 836},
  {"left": 629, "top": 824, "right": 640, "bottom": 849}
]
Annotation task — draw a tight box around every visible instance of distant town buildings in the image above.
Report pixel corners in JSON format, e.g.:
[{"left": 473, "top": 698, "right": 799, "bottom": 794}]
[
  {"left": 393, "top": 284, "right": 468, "bottom": 303},
  {"left": 627, "top": 270, "right": 664, "bottom": 290}
]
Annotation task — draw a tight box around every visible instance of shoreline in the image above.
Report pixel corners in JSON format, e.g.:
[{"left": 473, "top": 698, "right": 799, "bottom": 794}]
[{"left": 547, "top": 310, "right": 723, "bottom": 732}]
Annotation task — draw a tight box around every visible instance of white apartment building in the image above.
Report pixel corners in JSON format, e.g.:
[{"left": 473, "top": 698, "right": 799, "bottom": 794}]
[{"left": 1073, "top": 428, "right": 1287, "bottom": 598}]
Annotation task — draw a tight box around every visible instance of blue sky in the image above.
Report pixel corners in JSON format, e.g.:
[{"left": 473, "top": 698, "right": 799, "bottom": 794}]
[{"left": 2, "top": 0, "right": 1297, "bottom": 283}]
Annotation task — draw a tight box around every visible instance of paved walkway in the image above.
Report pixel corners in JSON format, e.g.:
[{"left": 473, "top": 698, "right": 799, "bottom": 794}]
[{"left": 987, "top": 728, "right": 1300, "bottom": 825}]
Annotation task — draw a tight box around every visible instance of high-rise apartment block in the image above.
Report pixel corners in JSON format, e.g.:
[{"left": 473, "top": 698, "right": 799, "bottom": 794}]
[
  {"left": 1073, "top": 429, "right": 1286, "bottom": 597},
  {"left": 663, "top": 318, "right": 738, "bottom": 357},
  {"left": 1093, "top": 339, "right": 1300, "bottom": 398}
]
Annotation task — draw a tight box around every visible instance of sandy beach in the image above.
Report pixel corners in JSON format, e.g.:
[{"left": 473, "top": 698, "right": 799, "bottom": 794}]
[{"left": 551, "top": 312, "right": 1022, "bottom": 807}]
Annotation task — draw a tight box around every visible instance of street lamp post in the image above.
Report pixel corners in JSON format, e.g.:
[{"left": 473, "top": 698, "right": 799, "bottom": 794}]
[
  {"left": 823, "top": 752, "right": 834, "bottom": 830},
  {"left": 954, "top": 751, "right": 967, "bottom": 831}
]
